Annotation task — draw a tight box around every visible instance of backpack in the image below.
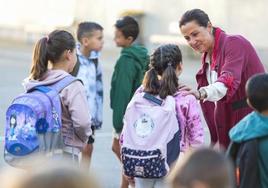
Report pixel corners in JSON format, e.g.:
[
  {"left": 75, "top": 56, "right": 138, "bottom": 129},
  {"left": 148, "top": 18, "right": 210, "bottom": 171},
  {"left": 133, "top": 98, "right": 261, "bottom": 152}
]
[
  {"left": 226, "top": 139, "right": 260, "bottom": 188},
  {"left": 121, "top": 92, "right": 180, "bottom": 178},
  {"left": 4, "top": 75, "right": 78, "bottom": 168}
]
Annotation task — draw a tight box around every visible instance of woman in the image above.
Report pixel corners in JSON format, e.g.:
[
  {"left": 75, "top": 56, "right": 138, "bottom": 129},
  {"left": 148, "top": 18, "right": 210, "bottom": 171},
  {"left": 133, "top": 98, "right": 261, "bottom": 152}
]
[{"left": 179, "top": 9, "right": 265, "bottom": 148}]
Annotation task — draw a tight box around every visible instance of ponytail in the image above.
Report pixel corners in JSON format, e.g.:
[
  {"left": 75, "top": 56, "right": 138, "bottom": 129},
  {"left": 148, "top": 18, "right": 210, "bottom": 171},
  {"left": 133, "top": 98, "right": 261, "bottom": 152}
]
[
  {"left": 30, "top": 38, "right": 48, "bottom": 80},
  {"left": 143, "top": 68, "right": 160, "bottom": 95},
  {"left": 145, "top": 44, "right": 182, "bottom": 99},
  {"left": 159, "top": 65, "right": 179, "bottom": 99}
]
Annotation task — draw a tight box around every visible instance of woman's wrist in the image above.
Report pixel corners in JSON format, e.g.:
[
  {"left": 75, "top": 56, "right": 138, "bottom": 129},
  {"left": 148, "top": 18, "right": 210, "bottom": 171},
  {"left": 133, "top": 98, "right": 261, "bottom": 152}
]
[
  {"left": 197, "top": 90, "right": 201, "bottom": 100},
  {"left": 198, "top": 88, "right": 207, "bottom": 100}
]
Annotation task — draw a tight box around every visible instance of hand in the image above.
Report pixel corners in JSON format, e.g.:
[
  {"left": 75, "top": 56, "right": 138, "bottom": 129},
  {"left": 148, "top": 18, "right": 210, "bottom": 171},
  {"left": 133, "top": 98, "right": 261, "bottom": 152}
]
[
  {"left": 81, "top": 143, "right": 93, "bottom": 170},
  {"left": 91, "top": 119, "right": 102, "bottom": 129},
  {"left": 178, "top": 84, "right": 191, "bottom": 91},
  {"left": 179, "top": 85, "right": 200, "bottom": 100},
  {"left": 123, "top": 174, "right": 135, "bottom": 187}
]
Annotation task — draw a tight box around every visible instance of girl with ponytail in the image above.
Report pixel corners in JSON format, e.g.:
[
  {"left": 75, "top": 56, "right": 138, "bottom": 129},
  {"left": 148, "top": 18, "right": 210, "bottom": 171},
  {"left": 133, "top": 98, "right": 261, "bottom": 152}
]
[
  {"left": 143, "top": 44, "right": 204, "bottom": 153},
  {"left": 24, "top": 30, "right": 93, "bottom": 164},
  {"left": 123, "top": 44, "right": 204, "bottom": 188}
]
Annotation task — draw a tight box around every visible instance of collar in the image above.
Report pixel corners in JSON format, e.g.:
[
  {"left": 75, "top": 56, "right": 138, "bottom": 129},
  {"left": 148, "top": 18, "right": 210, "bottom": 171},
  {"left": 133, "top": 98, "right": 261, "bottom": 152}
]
[
  {"left": 76, "top": 43, "right": 100, "bottom": 64},
  {"left": 202, "top": 27, "right": 223, "bottom": 70}
]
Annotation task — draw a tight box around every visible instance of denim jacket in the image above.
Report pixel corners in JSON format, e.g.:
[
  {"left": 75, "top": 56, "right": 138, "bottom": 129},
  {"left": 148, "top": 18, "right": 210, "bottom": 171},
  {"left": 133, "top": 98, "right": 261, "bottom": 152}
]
[{"left": 76, "top": 45, "right": 103, "bottom": 129}]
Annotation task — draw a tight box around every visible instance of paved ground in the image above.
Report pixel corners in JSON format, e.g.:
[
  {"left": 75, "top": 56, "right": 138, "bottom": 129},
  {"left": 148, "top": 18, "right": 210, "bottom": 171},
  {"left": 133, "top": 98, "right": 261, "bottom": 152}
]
[{"left": 0, "top": 41, "right": 209, "bottom": 188}]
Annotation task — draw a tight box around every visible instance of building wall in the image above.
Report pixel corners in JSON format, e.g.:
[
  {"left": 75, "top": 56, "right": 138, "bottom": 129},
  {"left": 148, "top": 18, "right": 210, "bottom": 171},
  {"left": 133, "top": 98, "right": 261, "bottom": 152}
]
[
  {"left": 74, "top": 0, "right": 268, "bottom": 61},
  {"left": 0, "top": 0, "right": 267, "bottom": 61}
]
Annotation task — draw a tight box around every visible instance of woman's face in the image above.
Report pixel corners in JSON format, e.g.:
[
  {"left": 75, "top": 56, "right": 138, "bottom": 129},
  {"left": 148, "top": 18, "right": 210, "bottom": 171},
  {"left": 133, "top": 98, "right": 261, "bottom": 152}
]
[{"left": 180, "top": 20, "right": 213, "bottom": 54}]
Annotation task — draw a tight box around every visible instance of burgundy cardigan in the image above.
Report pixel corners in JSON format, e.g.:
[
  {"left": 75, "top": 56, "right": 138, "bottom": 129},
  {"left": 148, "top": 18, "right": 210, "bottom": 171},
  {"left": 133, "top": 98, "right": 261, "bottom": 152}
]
[{"left": 196, "top": 28, "right": 265, "bottom": 148}]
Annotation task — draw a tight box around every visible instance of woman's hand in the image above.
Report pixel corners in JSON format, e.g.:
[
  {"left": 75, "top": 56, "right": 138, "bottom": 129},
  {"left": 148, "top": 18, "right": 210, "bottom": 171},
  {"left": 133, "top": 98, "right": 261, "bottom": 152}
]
[{"left": 179, "top": 85, "right": 200, "bottom": 100}]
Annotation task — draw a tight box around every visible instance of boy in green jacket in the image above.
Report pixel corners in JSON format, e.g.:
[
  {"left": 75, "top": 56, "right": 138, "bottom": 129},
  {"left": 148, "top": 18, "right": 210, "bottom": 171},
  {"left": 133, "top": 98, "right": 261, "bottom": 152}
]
[{"left": 110, "top": 16, "right": 149, "bottom": 188}]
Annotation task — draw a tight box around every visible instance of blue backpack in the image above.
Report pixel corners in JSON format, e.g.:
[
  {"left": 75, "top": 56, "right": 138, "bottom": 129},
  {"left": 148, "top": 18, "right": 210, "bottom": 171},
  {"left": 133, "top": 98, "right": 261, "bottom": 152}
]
[{"left": 4, "top": 75, "right": 78, "bottom": 168}]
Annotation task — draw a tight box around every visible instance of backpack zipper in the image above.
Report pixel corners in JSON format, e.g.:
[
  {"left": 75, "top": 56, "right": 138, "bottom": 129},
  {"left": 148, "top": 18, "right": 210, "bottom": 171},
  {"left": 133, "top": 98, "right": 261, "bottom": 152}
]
[{"left": 124, "top": 153, "right": 160, "bottom": 159}]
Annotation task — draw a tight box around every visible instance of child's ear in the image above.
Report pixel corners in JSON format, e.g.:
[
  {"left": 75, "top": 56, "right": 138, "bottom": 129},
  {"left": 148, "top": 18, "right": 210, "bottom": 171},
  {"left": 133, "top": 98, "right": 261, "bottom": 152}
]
[
  {"left": 247, "top": 98, "right": 255, "bottom": 110},
  {"left": 177, "top": 63, "right": 183, "bottom": 71},
  {"left": 65, "top": 50, "right": 72, "bottom": 60},
  {"left": 127, "top": 36, "right": 134, "bottom": 43},
  {"left": 81, "top": 37, "right": 89, "bottom": 46},
  {"left": 176, "top": 63, "right": 183, "bottom": 76}
]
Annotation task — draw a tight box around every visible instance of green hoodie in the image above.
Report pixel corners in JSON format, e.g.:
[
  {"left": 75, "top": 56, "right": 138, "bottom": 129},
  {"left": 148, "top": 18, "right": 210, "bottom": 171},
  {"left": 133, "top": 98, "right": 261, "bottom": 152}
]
[
  {"left": 110, "top": 44, "right": 149, "bottom": 133},
  {"left": 229, "top": 111, "right": 268, "bottom": 188}
]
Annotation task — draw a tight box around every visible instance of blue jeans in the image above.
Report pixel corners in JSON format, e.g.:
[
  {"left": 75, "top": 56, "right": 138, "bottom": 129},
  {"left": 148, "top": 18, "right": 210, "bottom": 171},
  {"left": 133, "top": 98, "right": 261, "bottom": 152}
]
[{"left": 135, "top": 177, "right": 167, "bottom": 188}]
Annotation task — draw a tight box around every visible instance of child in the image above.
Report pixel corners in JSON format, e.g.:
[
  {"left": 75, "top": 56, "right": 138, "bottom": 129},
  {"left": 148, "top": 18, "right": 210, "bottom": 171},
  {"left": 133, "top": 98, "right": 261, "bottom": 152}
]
[
  {"left": 73, "top": 22, "right": 104, "bottom": 169},
  {"left": 17, "top": 164, "right": 100, "bottom": 188},
  {"left": 229, "top": 73, "right": 268, "bottom": 188},
  {"left": 168, "top": 148, "right": 234, "bottom": 188},
  {"left": 121, "top": 44, "right": 204, "bottom": 188},
  {"left": 110, "top": 16, "right": 149, "bottom": 188},
  {"left": 23, "top": 30, "right": 92, "bottom": 164}
]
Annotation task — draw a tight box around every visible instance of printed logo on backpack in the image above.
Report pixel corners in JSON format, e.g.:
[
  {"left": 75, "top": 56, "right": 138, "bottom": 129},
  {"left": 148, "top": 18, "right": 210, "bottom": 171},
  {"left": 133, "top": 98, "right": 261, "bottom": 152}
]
[
  {"left": 4, "top": 75, "right": 77, "bottom": 168},
  {"left": 134, "top": 114, "right": 154, "bottom": 138},
  {"left": 121, "top": 92, "right": 180, "bottom": 178}
]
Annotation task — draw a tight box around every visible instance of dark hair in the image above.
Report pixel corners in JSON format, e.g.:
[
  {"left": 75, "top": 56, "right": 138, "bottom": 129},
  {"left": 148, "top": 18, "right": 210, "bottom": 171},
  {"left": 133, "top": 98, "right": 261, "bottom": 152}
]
[
  {"left": 77, "top": 22, "right": 103, "bottom": 42},
  {"left": 246, "top": 73, "right": 268, "bottom": 112},
  {"left": 179, "top": 9, "right": 210, "bottom": 28},
  {"left": 143, "top": 44, "right": 182, "bottom": 99},
  {"left": 169, "top": 148, "right": 234, "bottom": 188},
  {"left": 115, "top": 16, "right": 139, "bottom": 41},
  {"left": 30, "top": 30, "right": 75, "bottom": 80}
]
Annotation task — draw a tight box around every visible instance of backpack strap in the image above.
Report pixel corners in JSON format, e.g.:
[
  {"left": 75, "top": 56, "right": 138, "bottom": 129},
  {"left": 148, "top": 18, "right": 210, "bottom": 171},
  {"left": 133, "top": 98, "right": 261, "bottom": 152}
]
[
  {"left": 34, "top": 75, "right": 78, "bottom": 94},
  {"left": 49, "top": 75, "right": 78, "bottom": 93},
  {"left": 143, "top": 93, "right": 163, "bottom": 106}
]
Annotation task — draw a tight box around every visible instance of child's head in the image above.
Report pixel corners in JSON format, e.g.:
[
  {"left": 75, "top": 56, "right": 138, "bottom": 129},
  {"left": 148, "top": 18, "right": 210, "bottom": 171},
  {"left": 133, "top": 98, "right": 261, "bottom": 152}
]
[
  {"left": 114, "top": 16, "right": 139, "bottom": 47},
  {"left": 30, "top": 30, "right": 76, "bottom": 80},
  {"left": 246, "top": 73, "right": 268, "bottom": 113},
  {"left": 18, "top": 165, "right": 100, "bottom": 188},
  {"left": 77, "top": 22, "right": 104, "bottom": 52},
  {"left": 143, "top": 44, "right": 182, "bottom": 99},
  {"left": 0, "top": 167, "right": 25, "bottom": 188},
  {"left": 169, "top": 148, "right": 234, "bottom": 188}
]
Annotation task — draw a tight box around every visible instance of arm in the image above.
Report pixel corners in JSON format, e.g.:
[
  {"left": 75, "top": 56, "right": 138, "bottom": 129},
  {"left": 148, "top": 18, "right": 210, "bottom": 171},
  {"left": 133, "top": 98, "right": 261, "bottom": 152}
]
[
  {"left": 67, "top": 81, "right": 92, "bottom": 142},
  {"left": 216, "top": 37, "right": 246, "bottom": 101},
  {"left": 200, "top": 82, "right": 227, "bottom": 102},
  {"left": 111, "top": 57, "right": 137, "bottom": 133},
  {"left": 185, "top": 95, "right": 204, "bottom": 148},
  {"left": 179, "top": 83, "right": 227, "bottom": 102},
  {"left": 195, "top": 37, "right": 246, "bottom": 102},
  {"left": 95, "top": 62, "right": 103, "bottom": 128}
]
